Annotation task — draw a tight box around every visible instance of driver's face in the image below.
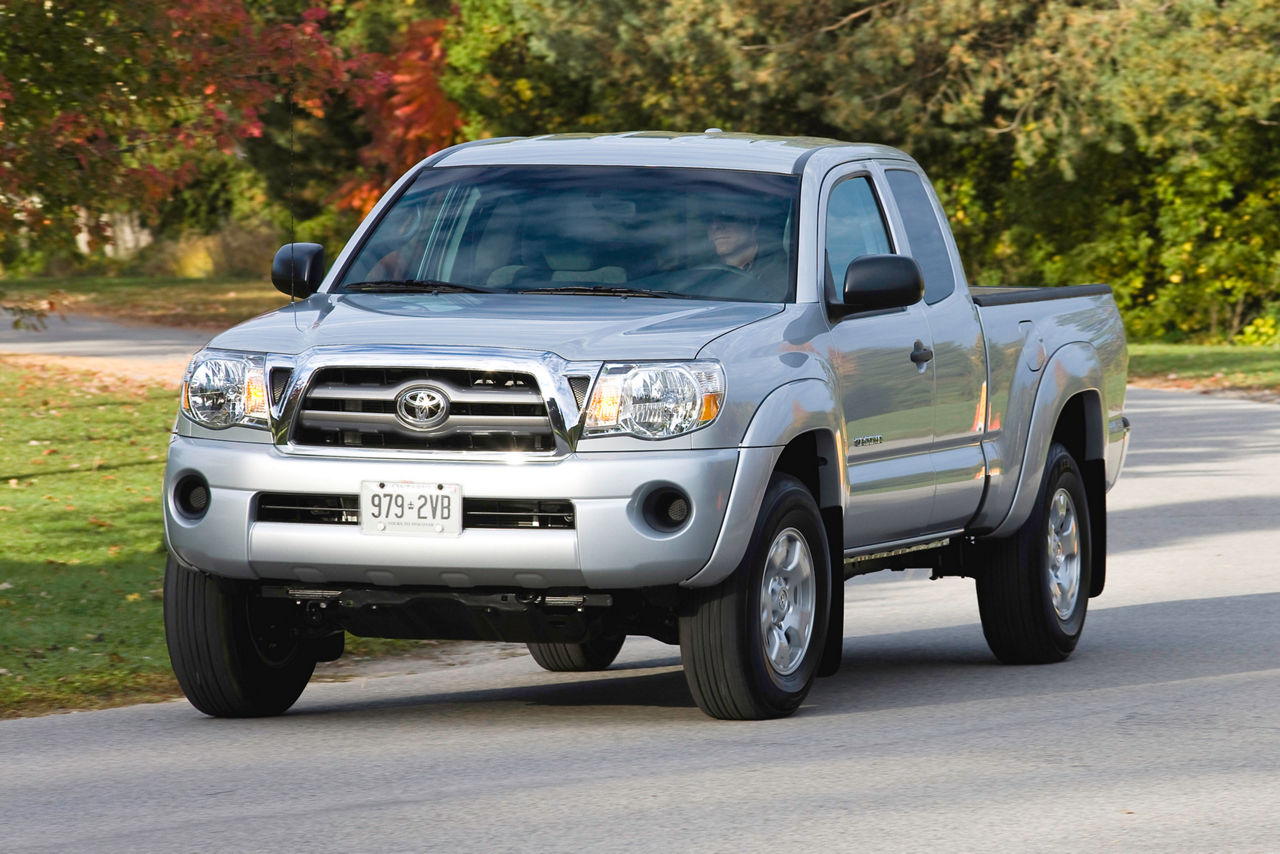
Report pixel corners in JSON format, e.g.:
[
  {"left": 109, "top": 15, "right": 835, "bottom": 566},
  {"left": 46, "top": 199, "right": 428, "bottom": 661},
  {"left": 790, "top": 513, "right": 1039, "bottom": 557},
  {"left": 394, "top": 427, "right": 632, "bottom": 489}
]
[{"left": 708, "top": 216, "right": 755, "bottom": 260}]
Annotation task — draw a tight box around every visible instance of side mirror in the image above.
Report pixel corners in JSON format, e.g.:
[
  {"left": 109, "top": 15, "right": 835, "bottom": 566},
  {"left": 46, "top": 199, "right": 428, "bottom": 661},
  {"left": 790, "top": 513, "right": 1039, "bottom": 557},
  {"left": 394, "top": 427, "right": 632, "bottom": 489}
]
[
  {"left": 841, "top": 254, "right": 924, "bottom": 314},
  {"left": 271, "top": 243, "right": 326, "bottom": 298}
]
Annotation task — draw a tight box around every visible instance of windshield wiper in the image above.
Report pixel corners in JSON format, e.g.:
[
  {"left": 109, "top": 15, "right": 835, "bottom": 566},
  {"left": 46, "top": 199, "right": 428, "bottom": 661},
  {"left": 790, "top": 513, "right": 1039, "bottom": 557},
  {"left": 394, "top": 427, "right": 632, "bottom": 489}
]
[
  {"left": 343, "top": 279, "right": 498, "bottom": 294},
  {"left": 517, "top": 285, "right": 693, "bottom": 299}
]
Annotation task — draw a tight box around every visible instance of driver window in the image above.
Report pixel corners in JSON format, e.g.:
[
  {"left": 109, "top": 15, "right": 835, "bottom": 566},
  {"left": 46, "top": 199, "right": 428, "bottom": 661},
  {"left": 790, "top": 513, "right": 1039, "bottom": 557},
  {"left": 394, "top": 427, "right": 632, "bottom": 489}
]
[{"left": 824, "top": 175, "right": 891, "bottom": 303}]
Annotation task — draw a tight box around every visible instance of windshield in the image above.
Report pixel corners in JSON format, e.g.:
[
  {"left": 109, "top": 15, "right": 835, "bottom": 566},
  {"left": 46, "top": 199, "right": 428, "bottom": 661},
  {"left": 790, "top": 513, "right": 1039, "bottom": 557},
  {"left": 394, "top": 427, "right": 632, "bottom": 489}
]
[{"left": 338, "top": 166, "right": 799, "bottom": 303}]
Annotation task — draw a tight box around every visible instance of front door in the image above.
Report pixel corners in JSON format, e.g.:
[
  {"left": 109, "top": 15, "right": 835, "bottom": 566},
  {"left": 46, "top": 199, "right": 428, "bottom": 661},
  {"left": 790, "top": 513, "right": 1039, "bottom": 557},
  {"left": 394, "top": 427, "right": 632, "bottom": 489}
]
[
  {"left": 883, "top": 168, "right": 988, "bottom": 532},
  {"left": 822, "top": 170, "right": 936, "bottom": 548}
]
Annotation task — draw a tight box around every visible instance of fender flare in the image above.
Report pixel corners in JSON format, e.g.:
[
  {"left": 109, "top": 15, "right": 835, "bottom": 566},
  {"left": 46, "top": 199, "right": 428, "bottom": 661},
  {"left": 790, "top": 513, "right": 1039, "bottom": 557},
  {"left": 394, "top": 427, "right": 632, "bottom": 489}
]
[
  {"left": 986, "top": 342, "right": 1106, "bottom": 540},
  {"left": 682, "top": 379, "right": 844, "bottom": 588}
]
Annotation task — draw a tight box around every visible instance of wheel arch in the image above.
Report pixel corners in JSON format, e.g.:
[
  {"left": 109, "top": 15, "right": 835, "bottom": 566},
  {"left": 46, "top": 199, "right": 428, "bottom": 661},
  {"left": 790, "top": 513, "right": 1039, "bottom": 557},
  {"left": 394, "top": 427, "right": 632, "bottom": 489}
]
[
  {"left": 984, "top": 343, "right": 1105, "bottom": 540},
  {"left": 982, "top": 344, "right": 1110, "bottom": 596},
  {"left": 682, "top": 379, "right": 844, "bottom": 589}
]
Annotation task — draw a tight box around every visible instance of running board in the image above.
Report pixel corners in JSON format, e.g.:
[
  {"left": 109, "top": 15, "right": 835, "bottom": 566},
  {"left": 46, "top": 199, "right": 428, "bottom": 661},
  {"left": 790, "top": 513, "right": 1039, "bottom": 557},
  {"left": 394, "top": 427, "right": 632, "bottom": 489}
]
[
  {"left": 845, "top": 537, "right": 952, "bottom": 565},
  {"left": 842, "top": 535, "right": 967, "bottom": 579}
]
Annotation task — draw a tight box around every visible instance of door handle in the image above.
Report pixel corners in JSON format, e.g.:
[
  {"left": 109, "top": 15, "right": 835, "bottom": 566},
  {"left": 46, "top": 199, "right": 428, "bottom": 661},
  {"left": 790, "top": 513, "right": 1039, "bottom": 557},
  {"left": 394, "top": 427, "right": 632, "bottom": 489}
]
[{"left": 910, "top": 340, "right": 934, "bottom": 365}]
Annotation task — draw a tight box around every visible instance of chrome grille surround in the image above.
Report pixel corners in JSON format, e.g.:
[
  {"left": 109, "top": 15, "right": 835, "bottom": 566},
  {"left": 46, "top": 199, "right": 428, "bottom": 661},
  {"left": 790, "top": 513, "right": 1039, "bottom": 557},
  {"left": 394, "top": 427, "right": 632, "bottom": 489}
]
[
  {"left": 296, "top": 368, "right": 548, "bottom": 451},
  {"left": 266, "top": 346, "right": 601, "bottom": 460}
]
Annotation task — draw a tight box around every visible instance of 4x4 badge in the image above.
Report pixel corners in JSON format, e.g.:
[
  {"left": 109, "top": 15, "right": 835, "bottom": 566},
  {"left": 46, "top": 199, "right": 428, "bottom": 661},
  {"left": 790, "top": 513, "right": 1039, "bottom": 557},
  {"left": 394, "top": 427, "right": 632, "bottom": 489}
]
[{"left": 395, "top": 385, "right": 450, "bottom": 431}]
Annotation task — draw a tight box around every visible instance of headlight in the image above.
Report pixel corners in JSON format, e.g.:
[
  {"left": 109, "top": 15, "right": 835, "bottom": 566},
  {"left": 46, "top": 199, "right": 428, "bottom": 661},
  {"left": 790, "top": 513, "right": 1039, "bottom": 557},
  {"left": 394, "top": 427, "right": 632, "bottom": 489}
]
[
  {"left": 584, "top": 361, "right": 725, "bottom": 439},
  {"left": 182, "top": 350, "right": 269, "bottom": 430}
]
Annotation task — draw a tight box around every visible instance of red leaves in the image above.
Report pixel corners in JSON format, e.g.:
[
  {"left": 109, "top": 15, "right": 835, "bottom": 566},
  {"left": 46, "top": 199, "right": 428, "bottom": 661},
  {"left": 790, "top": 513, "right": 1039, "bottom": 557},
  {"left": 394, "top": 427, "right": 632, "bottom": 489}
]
[
  {"left": 338, "top": 18, "right": 462, "bottom": 213},
  {"left": 3, "top": 2, "right": 468, "bottom": 240}
]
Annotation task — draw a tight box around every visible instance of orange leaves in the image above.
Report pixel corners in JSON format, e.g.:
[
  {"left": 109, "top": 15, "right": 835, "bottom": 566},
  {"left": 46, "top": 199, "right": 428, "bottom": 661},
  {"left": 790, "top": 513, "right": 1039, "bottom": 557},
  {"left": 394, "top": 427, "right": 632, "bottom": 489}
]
[{"left": 337, "top": 18, "right": 463, "bottom": 214}]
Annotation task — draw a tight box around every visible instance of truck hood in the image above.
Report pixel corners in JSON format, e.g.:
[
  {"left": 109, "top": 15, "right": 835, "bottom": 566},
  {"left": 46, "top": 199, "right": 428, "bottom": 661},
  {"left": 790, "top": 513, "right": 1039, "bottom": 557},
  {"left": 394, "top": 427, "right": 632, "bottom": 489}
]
[{"left": 209, "top": 293, "right": 781, "bottom": 362}]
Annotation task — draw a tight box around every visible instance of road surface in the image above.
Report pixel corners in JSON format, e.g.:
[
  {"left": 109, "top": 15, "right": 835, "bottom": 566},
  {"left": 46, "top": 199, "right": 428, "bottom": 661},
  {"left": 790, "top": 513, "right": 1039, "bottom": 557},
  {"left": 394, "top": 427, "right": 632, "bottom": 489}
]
[
  {"left": 0, "top": 312, "right": 211, "bottom": 361},
  {"left": 2, "top": 387, "right": 1278, "bottom": 853}
]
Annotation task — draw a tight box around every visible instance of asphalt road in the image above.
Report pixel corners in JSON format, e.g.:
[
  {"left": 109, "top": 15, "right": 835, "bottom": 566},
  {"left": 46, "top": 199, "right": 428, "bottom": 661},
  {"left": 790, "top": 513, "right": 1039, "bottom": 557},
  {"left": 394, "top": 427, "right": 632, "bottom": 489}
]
[
  {"left": 0, "top": 313, "right": 212, "bottom": 361},
  {"left": 2, "top": 386, "right": 1278, "bottom": 853}
]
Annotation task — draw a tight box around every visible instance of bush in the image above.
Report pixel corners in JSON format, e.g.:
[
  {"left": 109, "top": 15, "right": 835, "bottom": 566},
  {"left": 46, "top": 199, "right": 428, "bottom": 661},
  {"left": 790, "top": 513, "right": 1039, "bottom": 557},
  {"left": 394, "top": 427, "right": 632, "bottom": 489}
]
[
  {"left": 1234, "top": 316, "right": 1279, "bottom": 347},
  {"left": 133, "top": 221, "right": 283, "bottom": 280}
]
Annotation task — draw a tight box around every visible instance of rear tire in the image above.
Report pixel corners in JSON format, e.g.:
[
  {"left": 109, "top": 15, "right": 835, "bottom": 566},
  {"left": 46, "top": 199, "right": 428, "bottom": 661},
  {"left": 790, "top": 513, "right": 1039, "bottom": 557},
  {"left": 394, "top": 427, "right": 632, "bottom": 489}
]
[
  {"left": 164, "top": 555, "right": 316, "bottom": 717},
  {"left": 527, "top": 634, "right": 625, "bottom": 672},
  {"left": 679, "top": 473, "right": 831, "bottom": 720},
  {"left": 975, "top": 442, "right": 1092, "bottom": 664}
]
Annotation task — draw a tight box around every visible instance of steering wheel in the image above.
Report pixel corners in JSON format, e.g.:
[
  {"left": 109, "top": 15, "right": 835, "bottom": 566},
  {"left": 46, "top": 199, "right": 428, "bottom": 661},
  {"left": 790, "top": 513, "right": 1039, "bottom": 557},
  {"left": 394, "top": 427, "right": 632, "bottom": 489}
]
[
  {"left": 691, "top": 262, "right": 756, "bottom": 280},
  {"left": 662, "top": 262, "right": 755, "bottom": 297}
]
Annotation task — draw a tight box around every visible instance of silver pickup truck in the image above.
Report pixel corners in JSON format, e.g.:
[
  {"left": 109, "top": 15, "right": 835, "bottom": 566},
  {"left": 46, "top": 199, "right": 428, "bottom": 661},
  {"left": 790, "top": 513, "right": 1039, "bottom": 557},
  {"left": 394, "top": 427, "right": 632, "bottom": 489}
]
[{"left": 163, "top": 132, "right": 1129, "bottom": 720}]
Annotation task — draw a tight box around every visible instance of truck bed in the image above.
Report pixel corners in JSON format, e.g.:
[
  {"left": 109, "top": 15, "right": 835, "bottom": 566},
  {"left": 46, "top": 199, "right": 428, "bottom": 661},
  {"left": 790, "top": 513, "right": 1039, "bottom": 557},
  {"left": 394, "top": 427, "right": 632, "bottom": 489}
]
[{"left": 967, "top": 283, "right": 1128, "bottom": 535}]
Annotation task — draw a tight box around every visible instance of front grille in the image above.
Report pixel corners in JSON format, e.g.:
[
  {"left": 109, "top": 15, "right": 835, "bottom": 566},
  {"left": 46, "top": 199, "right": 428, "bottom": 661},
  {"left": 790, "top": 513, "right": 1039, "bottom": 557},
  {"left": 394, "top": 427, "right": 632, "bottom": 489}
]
[
  {"left": 257, "top": 493, "right": 358, "bottom": 525},
  {"left": 269, "top": 368, "right": 293, "bottom": 406},
  {"left": 568, "top": 375, "right": 591, "bottom": 410},
  {"left": 291, "top": 367, "right": 555, "bottom": 452},
  {"left": 255, "top": 493, "right": 574, "bottom": 530},
  {"left": 464, "top": 499, "right": 574, "bottom": 529}
]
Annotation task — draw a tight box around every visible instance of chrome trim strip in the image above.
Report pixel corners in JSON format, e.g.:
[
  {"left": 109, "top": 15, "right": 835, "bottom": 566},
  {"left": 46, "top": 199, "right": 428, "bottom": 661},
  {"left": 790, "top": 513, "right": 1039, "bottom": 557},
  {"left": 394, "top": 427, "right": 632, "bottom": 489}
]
[
  {"left": 297, "top": 410, "right": 551, "bottom": 437},
  {"left": 307, "top": 379, "right": 544, "bottom": 407}
]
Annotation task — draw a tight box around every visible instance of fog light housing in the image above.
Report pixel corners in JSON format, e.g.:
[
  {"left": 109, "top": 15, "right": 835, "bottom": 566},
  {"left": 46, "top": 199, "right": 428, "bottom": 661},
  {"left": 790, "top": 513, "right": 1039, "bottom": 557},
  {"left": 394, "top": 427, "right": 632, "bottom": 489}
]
[
  {"left": 174, "top": 474, "right": 211, "bottom": 520},
  {"left": 642, "top": 487, "right": 691, "bottom": 533}
]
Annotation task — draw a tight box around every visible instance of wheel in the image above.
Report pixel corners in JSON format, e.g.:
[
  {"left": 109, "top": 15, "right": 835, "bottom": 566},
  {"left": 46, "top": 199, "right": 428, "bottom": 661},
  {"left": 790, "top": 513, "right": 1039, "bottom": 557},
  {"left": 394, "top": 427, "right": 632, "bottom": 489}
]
[
  {"left": 164, "top": 555, "right": 316, "bottom": 717},
  {"left": 974, "top": 442, "right": 1092, "bottom": 664},
  {"left": 679, "top": 473, "right": 831, "bottom": 720},
  {"left": 527, "top": 633, "right": 625, "bottom": 672}
]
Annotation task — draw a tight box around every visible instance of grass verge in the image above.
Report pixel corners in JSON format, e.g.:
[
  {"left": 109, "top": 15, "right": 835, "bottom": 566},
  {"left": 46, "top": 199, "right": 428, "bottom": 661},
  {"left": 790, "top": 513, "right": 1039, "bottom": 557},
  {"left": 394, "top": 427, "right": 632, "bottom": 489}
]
[
  {"left": 2, "top": 274, "right": 288, "bottom": 330},
  {"left": 0, "top": 358, "right": 177, "bottom": 717},
  {"left": 1128, "top": 342, "right": 1280, "bottom": 393}
]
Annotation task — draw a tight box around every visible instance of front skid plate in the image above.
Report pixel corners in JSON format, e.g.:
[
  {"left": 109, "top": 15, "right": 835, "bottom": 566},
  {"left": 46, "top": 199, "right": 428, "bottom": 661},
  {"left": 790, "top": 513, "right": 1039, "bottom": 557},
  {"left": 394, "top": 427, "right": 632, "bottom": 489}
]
[{"left": 262, "top": 585, "right": 615, "bottom": 643}]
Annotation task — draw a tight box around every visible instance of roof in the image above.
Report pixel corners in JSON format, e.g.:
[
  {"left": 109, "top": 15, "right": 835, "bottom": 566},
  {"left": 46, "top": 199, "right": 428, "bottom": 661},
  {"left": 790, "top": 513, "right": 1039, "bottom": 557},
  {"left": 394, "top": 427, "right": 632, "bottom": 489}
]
[{"left": 430, "top": 131, "right": 912, "bottom": 174}]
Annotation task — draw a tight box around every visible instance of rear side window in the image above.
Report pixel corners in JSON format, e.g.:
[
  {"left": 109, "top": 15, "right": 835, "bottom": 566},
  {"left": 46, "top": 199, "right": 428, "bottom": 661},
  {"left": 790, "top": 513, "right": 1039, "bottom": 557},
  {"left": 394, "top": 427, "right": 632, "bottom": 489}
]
[
  {"left": 885, "top": 169, "right": 956, "bottom": 304},
  {"left": 824, "top": 175, "right": 891, "bottom": 303}
]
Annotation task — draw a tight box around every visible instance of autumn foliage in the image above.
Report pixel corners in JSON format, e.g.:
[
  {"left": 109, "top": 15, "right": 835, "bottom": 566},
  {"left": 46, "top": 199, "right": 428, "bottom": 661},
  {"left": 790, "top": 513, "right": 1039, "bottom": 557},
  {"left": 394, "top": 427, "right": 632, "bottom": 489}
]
[
  {"left": 0, "top": 2, "right": 457, "bottom": 245},
  {"left": 340, "top": 18, "right": 462, "bottom": 214}
]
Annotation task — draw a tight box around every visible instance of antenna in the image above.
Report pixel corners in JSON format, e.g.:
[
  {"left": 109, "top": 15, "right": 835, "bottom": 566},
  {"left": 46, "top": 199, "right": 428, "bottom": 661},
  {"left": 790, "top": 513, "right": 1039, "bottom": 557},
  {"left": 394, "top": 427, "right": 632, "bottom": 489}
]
[{"left": 287, "top": 22, "right": 296, "bottom": 304}]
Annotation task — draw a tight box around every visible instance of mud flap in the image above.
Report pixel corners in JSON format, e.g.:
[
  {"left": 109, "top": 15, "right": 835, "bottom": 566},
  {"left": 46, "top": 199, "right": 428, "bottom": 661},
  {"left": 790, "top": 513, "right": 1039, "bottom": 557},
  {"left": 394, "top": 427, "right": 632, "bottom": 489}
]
[
  {"left": 1085, "top": 458, "right": 1107, "bottom": 597},
  {"left": 817, "top": 508, "right": 843, "bottom": 677},
  {"left": 816, "top": 575, "right": 843, "bottom": 677}
]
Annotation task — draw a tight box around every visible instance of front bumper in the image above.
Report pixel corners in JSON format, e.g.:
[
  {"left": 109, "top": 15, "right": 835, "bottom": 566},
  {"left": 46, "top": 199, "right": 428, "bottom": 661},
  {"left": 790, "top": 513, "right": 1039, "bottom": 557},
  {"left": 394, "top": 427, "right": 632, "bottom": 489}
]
[{"left": 164, "top": 435, "right": 743, "bottom": 589}]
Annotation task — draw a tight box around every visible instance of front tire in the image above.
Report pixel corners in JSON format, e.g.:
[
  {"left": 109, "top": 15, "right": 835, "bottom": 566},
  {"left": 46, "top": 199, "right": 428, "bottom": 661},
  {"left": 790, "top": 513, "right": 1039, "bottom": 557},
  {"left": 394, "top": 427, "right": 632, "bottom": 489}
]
[
  {"left": 527, "top": 634, "right": 625, "bottom": 672},
  {"left": 974, "top": 442, "right": 1092, "bottom": 664},
  {"left": 679, "top": 473, "right": 831, "bottom": 720},
  {"left": 164, "top": 555, "right": 316, "bottom": 717}
]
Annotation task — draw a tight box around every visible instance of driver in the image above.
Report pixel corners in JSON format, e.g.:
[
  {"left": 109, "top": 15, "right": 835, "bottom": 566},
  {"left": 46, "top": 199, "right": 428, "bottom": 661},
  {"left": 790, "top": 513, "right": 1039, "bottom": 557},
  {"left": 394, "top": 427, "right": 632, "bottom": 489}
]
[{"left": 707, "top": 210, "right": 788, "bottom": 289}]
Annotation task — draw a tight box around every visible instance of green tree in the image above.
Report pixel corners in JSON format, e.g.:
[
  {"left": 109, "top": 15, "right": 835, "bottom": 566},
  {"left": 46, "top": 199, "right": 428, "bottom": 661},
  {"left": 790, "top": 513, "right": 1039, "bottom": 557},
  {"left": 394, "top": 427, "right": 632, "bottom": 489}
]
[{"left": 445, "top": 0, "right": 1280, "bottom": 340}]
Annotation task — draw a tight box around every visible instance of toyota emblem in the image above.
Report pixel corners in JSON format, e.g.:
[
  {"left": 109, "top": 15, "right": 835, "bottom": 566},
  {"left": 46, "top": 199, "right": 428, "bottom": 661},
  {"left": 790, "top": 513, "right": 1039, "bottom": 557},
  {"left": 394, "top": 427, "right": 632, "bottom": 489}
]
[{"left": 395, "top": 385, "right": 450, "bottom": 431}]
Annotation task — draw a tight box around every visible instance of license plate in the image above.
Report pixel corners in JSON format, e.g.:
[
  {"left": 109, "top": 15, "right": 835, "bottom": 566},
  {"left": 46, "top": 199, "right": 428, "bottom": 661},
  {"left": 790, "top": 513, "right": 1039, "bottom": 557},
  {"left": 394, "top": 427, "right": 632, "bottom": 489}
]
[{"left": 360, "top": 480, "right": 462, "bottom": 536}]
